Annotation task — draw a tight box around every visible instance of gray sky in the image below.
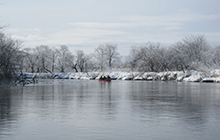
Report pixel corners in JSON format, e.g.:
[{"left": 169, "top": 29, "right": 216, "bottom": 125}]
[{"left": 1, "top": 0, "right": 220, "bottom": 55}]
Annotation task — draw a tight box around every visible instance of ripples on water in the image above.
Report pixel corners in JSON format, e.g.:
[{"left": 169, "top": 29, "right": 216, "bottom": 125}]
[{"left": 0, "top": 80, "right": 220, "bottom": 140}]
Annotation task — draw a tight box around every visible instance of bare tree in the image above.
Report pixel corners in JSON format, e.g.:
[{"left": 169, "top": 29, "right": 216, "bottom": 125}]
[
  {"left": 51, "top": 48, "right": 56, "bottom": 73},
  {"left": 85, "top": 54, "right": 97, "bottom": 71},
  {"left": 0, "top": 29, "right": 22, "bottom": 82},
  {"left": 156, "top": 47, "right": 173, "bottom": 71},
  {"left": 23, "top": 48, "right": 37, "bottom": 73},
  {"left": 125, "top": 46, "right": 142, "bottom": 72},
  {"left": 162, "top": 47, "right": 178, "bottom": 71},
  {"left": 67, "top": 54, "right": 78, "bottom": 72},
  {"left": 104, "top": 43, "right": 121, "bottom": 70},
  {"left": 94, "top": 44, "right": 107, "bottom": 71},
  {"left": 139, "top": 42, "right": 162, "bottom": 72},
  {"left": 171, "top": 35, "right": 210, "bottom": 72},
  {"left": 75, "top": 50, "right": 88, "bottom": 72},
  {"left": 56, "top": 45, "right": 73, "bottom": 73},
  {"left": 34, "top": 45, "right": 53, "bottom": 73},
  {"left": 213, "top": 45, "right": 220, "bottom": 68}
]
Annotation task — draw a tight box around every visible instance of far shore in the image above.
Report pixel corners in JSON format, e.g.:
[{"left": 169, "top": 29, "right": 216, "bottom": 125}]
[{"left": 14, "top": 69, "right": 220, "bottom": 85}]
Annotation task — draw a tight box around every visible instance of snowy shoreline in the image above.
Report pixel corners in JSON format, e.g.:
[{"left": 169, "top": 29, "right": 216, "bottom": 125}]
[{"left": 19, "top": 69, "right": 220, "bottom": 83}]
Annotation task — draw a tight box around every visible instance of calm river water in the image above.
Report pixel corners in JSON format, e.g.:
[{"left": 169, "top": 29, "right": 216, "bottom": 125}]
[{"left": 0, "top": 80, "right": 220, "bottom": 140}]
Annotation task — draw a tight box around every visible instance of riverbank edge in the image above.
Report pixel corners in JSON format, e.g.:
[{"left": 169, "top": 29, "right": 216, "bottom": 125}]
[{"left": 16, "top": 69, "right": 220, "bottom": 83}]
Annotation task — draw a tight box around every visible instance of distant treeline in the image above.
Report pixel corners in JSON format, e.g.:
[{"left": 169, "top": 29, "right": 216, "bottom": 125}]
[{"left": 1, "top": 27, "right": 220, "bottom": 83}]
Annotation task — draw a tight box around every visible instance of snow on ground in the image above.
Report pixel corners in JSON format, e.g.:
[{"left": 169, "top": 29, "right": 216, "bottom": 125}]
[
  {"left": 183, "top": 70, "right": 204, "bottom": 82},
  {"left": 18, "top": 69, "right": 220, "bottom": 83}
]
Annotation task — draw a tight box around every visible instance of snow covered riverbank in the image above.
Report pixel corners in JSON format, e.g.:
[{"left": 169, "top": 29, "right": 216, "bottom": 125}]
[{"left": 19, "top": 69, "right": 220, "bottom": 83}]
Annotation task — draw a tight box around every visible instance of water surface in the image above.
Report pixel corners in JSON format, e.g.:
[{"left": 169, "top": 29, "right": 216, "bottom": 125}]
[{"left": 0, "top": 80, "right": 220, "bottom": 140}]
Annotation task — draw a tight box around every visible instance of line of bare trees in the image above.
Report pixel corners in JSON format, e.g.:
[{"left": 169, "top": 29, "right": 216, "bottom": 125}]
[
  {"left": 1, "top": 27, "right": 220, "bottom": 83},
  {"left": 21, "top": 43, "right": 122, "bottom": 73},
  {"left": 17, "top": 34, "right": 220, "bottom": 74},
  {"left": 125, "top": 35, "right": 220, "bottom": 72}
]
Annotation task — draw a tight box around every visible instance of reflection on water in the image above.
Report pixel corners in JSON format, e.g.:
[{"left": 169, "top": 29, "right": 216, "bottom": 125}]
[{"left": 0, "top": 80, "right": 220, "bottom": 140}]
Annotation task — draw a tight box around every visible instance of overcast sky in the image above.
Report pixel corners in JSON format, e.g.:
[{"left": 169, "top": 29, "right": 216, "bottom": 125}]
[{"left": 1, "top": 0, "right": 220, "bottom": 55}]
